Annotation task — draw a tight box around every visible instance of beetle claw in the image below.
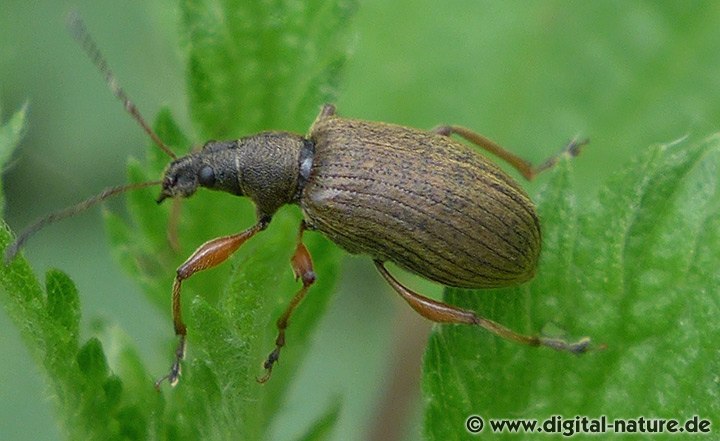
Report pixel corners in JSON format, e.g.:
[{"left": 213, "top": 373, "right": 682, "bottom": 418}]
[
  {"left": 565, "top": 137, "right": 589, "bottom": 158},
  {"left": 539, "top": 335, "right": 597, "bottom": 354},
  {"left": 257, "top": 348, "right": 281, "bottom": 384}
]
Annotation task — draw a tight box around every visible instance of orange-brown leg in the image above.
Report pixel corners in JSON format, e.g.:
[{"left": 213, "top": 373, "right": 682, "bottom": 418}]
[
  {"left": 433, "top": 125, "right": 587, "bottom": 181},
  {"left": 258, "top": 221, "right": 316, "bottom": 383},
  {"left": 155, "top": 218, "right": 269, "bottom": 389},
  {"left": 374, "top": 260, "right": 590, "bottom": 354}
]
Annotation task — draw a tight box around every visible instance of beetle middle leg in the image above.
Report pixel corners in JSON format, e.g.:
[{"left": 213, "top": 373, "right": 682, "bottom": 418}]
[
  {"left": 155, "top": 217, "right": 270, "bottom": 388},
  {"left": 433, "top": 125, "right": 586, "bottom": 181},
  {"left": 258, "top": 221, "right": 316, "bottom": 383},
  {"left": 374, "top": 260, "right": 590, "bottom": 354}
]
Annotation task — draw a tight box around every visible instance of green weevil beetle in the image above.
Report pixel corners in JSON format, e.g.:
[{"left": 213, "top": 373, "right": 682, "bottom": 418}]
[{"left": 5, "top": 15, "right": 591, "bottom": 387}]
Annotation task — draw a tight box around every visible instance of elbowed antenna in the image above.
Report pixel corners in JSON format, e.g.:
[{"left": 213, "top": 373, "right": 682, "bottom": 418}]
[
  {"left": 4, "top": 180, "right": 162, "bottom": 264},
  {"left": 66, "top": 11, "right": 177, "bottom": 160}
]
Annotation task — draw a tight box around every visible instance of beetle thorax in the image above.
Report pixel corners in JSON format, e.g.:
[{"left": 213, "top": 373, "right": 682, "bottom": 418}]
[
  {"left": 158, "top": 131, "right": 310, "bottom": 219},
  {"left": 233, "top": 132, "right": 309, "bottom": 218}
]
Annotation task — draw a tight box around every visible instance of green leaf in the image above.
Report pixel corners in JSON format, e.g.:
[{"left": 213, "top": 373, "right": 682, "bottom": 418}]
[
  {"left": 0, "top": 104, "right": 27, "bottom": 216},
  {"left": 180, "top": 0, "right": 357, "bottom": 138},
  {"left": 77, "top": 337, "right": 109, "bottom": 381},
  {"left": 295, "top": 399, "right": 342, "bottom": 441},
  {"left": 46, "top": 270, "right": 80, "bottom": 346},
  {"left": 423, "top": 136, "right": 720, "bottom": 439},
  {"left": 0, "top": 225, "right": 164, "bottom": 439}
]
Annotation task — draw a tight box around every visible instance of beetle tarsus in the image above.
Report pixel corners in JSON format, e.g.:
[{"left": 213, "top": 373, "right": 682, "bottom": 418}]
[
  {"left": 155, "top": 335, "right": 186, "bottom": 390},
  {"left": 566, "top": 137, "right": 589, "bottom": 157},
  {"left": 257, "top": 347, "right": 281, "bottom": 384},
  {"left": 539, "top": 335, "right": 592, "bottom": 354},
  {"left": 532, "top": 137, "right": 590, "bottom": 176}
]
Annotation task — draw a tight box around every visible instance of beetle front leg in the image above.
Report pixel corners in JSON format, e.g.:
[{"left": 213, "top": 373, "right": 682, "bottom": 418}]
[
  {"left": 433, "top": 125, "right": 587, "bottom": 181},
  {"left": 258, "top": 221, "right": 316, "bottom": 383},
  {"left": 155, "top": 218, "right": 269, "bottom": 389},
  {"left": 374, "top": 260, "right": 590, "bottom": 354}
]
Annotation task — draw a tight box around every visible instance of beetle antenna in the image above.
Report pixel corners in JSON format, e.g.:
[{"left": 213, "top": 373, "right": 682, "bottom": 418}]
[
  {"left": 4, "top": 180, "right": 162, "bottom": 264},
  {"left": 67, "top": 12, "right": 177, "bottom": 160}
]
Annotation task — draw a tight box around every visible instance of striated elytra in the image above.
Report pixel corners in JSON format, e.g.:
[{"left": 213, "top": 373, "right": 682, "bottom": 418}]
[{"left": 305, "top": 110, "right": 540, "bottom": 289}]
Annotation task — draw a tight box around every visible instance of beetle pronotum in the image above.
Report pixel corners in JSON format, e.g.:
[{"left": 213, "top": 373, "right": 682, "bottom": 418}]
[{"left": 5, "top": 14, "right": 591, "bottom": 387}]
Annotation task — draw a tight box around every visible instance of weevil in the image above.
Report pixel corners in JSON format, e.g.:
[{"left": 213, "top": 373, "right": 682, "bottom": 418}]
[{"left": 5, "top": 15, "right": 591, "bottom": 387}]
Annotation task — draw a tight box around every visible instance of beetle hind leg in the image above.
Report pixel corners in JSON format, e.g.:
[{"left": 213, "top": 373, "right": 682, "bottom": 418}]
[
  {"left": 433, "top": 125, "right": 587, "bottom": 181},
  {"left": 374, "top": 260, "right": 590, "bottom": 354},
  {"left": 258, "top": 222, "right": 316, "bottom": 383}
]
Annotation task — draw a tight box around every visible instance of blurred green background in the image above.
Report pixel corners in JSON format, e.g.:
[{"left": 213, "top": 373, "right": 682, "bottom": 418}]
[{"left": 2, "top": 1, "right": 719, "bottom": 440}]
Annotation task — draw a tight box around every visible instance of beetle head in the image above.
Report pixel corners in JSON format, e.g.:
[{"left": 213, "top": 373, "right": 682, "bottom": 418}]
[
  {"left": 157, "top": 155, "right": 204, "bottom": 203},
  {"left": 156, "top": 140, "right": 246, "bottom": 203}
]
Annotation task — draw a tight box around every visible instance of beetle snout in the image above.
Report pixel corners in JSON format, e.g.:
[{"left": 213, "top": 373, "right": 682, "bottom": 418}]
[
  {"left": 157, "top": 160, "right": 201, "bottom": 203},
  {"left": 156, "top": 188, "right": 171, "bottom": 204}
]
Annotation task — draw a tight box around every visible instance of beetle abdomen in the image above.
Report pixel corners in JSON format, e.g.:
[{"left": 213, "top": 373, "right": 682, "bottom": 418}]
[{"left": 302, "top": 117, "right": 541, "bottom": 288}]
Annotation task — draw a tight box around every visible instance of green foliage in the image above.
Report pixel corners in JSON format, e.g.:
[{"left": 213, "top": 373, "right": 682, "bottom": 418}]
[
  {"left": 0, "top": 107, "right": 160, "bottom": 439},
  {"left": 180, "top": 0, "right": 357, "bottom": 138},
  {"left": 296, "top": 399, "right": 342, "bottom": 441},
  {"left": 0, "top": 239, "right": 161, "bottom": 440},
  {"left": 1, "top": 1, "right": 355, "bottom": 440},
  {"left": 3, "top": 2, "right": 720, "bottom": 440},
  {"left": 0, "top": 104, "right": 26, "bottom": 212},
  {"left": 423, "top": 136, "right": 720, "bottom": 440}
]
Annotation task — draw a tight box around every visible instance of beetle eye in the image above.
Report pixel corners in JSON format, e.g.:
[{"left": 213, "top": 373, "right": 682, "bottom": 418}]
[{"left": 198, "top": 166, "right": 216, "bottom": 187}]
